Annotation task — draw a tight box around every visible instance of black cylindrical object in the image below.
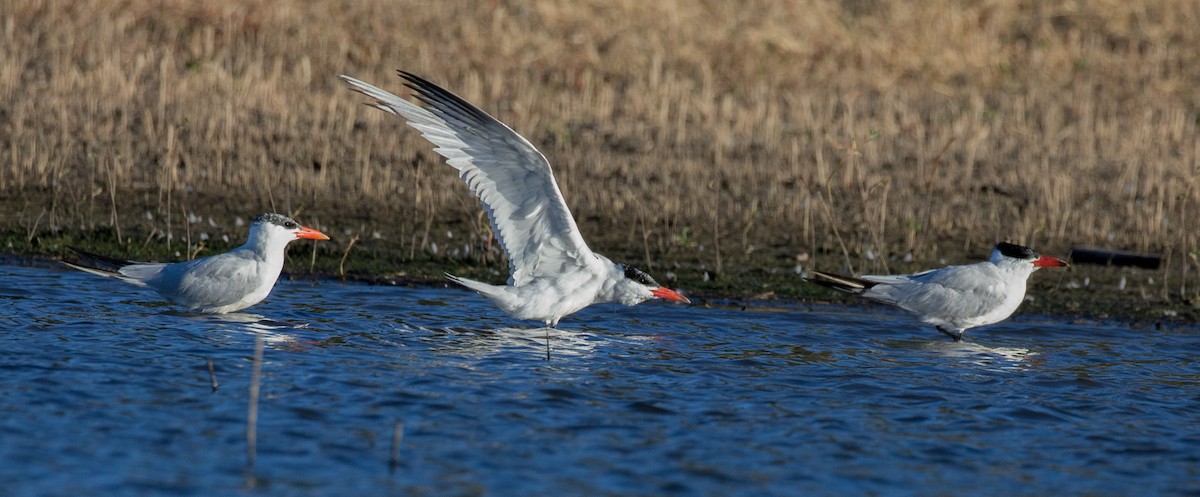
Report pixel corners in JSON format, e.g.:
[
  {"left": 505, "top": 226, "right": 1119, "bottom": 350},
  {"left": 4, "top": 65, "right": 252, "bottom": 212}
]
[{"left": 1069, "top": 247, "right": 1162, "bottom": 269}]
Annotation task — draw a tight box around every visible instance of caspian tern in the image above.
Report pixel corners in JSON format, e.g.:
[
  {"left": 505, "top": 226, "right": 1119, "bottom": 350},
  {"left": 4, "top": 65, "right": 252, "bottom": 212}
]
[
  {"left": 64, "top": 213, "right": 330, "bottom": 314},
  {"left": 805, "top": 242, "right": 1068, "bottom": 340},
  {"left": 341, "top": 71, "right": 690, "bottom": 327}
]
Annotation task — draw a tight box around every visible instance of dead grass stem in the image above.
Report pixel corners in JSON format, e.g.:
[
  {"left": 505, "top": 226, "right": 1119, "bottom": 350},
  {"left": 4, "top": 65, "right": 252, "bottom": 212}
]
[{"left": 1, "top": 0, "right": 1198, "bottom": 301}]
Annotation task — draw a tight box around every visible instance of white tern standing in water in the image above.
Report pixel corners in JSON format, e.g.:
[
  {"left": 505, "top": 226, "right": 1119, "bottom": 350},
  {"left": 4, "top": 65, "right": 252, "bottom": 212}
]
[
  {"left": 64, "top": 213, "right": 329, "bottom": 314},
  {"left": 805, "top": 242, "right": 1068, "bottom": 340},
  {"left": 341, "top": 71, "right": 690, "bottom": 327}
]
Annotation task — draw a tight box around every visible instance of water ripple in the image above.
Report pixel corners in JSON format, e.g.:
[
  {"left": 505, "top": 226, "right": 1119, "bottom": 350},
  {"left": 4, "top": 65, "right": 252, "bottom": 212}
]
[{"left": 0, "top": 263, "right": 1197, "bottom": 496}]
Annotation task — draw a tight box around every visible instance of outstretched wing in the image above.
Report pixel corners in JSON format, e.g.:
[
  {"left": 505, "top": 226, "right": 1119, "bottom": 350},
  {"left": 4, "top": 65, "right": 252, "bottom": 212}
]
[{"left": 341, "top": 72, "right": 594, "bottom": 286}]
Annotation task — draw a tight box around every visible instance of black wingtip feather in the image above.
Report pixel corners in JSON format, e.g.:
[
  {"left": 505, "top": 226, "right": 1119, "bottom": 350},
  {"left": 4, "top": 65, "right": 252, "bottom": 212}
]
[
  {"left": 67, "top": 246, "right": 135, "bottom": 271},
  {"left": 395, "top": 70, "right": 494, "bottom": 124}
]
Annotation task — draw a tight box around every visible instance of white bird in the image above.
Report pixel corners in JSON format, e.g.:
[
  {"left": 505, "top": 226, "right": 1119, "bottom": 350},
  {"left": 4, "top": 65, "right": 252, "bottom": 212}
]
[
  {"left": 805, "top": 242, "right": 1068, "bottom": 340},
  {"left": 341, "top": 71, "right": 690, "bottom": 327},
  {"left": 64, "top": 213, "right": 330, "bottom": 314}
]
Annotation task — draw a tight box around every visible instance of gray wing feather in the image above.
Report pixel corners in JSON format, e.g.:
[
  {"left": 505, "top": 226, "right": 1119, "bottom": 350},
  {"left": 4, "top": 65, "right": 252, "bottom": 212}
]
[
  {"left": 341, "top": 72, "right": 593, "bottom": 286},
  {"left": 863, "top": 264, "right": 1005, "bottom": 320},
  {"left": 151, "top": 253, "right": 257, "bottom": 308}
]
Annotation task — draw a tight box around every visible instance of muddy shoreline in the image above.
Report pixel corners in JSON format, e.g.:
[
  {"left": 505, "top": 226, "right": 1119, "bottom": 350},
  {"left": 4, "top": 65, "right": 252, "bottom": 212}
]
[{"left": 10, "top": 242, "right": 1196, "bottom": 331}]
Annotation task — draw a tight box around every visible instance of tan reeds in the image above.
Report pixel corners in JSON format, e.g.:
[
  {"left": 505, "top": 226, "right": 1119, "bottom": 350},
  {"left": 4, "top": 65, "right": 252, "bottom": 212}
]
[{"left": 1, "top": 0, "right": 1197, "bottom": 300}]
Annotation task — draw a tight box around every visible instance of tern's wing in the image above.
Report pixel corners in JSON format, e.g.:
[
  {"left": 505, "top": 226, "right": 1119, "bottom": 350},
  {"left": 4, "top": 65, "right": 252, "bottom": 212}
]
[
  {"left": 864, "top": 264, "right": 1006, "bottom": 320},
  {"left": 341, "top": 72, "right": 594, "bottom": 287},
  {"left": 149, "top": 252, "right": 262, "bottom": 308}
]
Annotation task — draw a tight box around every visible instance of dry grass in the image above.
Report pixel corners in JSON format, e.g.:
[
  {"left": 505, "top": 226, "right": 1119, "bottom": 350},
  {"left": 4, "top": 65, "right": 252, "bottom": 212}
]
[{"left": 2, "top": 0, "right": 1198, "bottom": 300}]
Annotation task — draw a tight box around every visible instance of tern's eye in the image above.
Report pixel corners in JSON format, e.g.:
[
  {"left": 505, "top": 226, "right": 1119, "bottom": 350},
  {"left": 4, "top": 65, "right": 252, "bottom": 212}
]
[{"left": 284, "top": 221, "right": 299, "bottom": 229}]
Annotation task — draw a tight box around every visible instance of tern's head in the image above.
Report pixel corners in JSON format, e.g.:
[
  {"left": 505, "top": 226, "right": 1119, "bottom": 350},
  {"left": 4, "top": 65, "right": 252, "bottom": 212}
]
[
  {"left": 991, "top": 242, "right": 1068, "bottom": 270},
  {"left": 249, "top": 213, "right": 330, "bottom": 249},
  {"left": 614, "top": 264, "right": 691, "bottom": 306}
]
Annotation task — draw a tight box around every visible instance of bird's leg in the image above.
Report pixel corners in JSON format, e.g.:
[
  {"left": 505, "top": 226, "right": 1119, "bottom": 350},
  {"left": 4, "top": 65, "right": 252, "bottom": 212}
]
[
  {"left": 544, "top": 322, "right": 557, "bottom": 361},
  {"left": 937, "top": 326, "right": 964, "bottom": 342}
]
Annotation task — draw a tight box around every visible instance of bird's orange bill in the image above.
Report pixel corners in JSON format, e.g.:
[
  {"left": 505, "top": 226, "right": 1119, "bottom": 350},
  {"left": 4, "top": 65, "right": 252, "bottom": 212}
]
[
  {"left": 1034, "top": 255, "right": 1069, "bottom": 267},
  {"left": 651, "top": 287, "right": 692, "bottom": 304},
  {"left": 296, "top": 226, "right": 331, "bottom": 240}
]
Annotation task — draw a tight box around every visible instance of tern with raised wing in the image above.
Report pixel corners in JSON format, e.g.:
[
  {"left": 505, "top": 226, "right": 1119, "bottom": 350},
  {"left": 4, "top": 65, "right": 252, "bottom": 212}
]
[
  {"left": 64, "top": 213, "right": 329, "bottom": 314},
  {"left": 341, "top": 71, "right": 690, "bottom": 327},
  {"left": 805, "top": 242, "right": 1068, "bottom": 340}
]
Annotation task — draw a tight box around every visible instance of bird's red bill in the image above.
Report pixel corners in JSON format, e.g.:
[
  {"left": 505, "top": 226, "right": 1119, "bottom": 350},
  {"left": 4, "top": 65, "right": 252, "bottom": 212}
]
[
  {"left": 296, "top": 226, "right": 331, "bottom": 240},
  {"left": 651, "top": 287, "right": 691, "bottom": 304},
  {"left": 1034, "top": 255, "right": 1069, "bottom": 267}
]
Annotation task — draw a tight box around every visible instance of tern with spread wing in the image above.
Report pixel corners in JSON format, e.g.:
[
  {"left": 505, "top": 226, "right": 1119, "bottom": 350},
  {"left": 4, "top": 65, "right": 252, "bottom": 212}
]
[
  {"left": 805, "top": 242, "right": 1068, "bottom": 340},
  {"left": 64, "top": 213, "right": 329, "bottom": 314},
  {"left": 341, "top": 71, "right": 690, "bottom": 327}
]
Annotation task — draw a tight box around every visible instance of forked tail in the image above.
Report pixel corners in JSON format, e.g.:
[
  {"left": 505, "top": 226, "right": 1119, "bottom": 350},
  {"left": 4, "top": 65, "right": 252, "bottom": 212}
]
[
  {"left": 62, "top": 247, "right": 148, "bottom": 286},
  {"left": 63, "top": 247, "right": 135, "bottom": 275},
  {"left": 445, "top": 273, "right": 507, "bottom": 299},
  {"left": 803, "top": 270, "right": 878, "bottom": 295}
]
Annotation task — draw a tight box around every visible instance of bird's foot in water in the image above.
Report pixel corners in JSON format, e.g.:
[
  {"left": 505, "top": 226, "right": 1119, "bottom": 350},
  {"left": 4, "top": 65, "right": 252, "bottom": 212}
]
[{"left": 937, "top": 327, "right": 965, "bottom": 342}]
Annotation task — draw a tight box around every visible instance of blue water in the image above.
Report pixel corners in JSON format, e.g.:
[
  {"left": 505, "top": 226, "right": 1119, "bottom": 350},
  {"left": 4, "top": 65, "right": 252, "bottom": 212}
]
[{"left": 1, "top": 261, "right": 1197, "bottom": 496}]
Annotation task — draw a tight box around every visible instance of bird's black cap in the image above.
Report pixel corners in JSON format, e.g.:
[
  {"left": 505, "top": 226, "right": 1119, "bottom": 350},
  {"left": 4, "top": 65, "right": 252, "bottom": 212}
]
[
  {"left": 623, "top": 265, "right": 659, "bottom": 287},
  {"left": 254, "top": 213, "right": 300, "bottom": 230},
  {"left": 996, "top": 242, "right": 1039, "bottom": 260}
]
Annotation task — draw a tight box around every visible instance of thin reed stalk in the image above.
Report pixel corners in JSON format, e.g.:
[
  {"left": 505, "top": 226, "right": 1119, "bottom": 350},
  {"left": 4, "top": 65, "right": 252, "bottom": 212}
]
[{"left": 0, "top": 0, "right": 1195, "bottom": 297}]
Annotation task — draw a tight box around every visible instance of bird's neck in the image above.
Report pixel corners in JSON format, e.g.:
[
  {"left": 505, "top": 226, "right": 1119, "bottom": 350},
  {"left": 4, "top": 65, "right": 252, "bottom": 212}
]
[
  {"left": 594, "top": 257, "right": 650, "bottom": 306},
  {"left": 995, "top": 259, "right": 1036, "bottom": 276},
  {"left": 239, "top": 234, "right": 290, "bottom": 266},
  {"left": 589, "top": 255, "right": 623, "bottom": 302}
]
